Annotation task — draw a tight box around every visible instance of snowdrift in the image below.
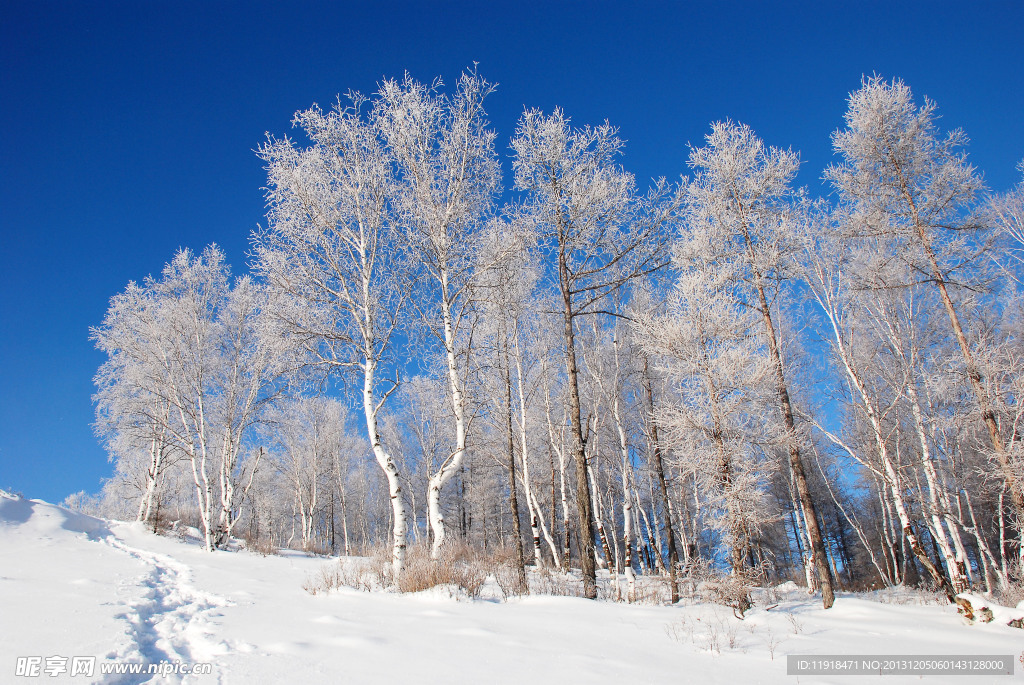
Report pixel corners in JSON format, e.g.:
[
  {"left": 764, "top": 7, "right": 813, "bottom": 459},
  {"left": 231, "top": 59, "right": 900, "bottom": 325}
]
[{"left": 1, "top": 492, "right": 1021, "bottom": 684}]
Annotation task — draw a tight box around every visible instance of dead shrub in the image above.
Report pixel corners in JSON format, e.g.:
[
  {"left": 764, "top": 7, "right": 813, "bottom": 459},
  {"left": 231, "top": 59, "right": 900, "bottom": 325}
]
[
  {"left": 390, "top": 542, "right": 489, "bottom": 599},
  {"left": 682, "top": 557, "right": 760, "bottom": 618},
  {"left": 994, "top": 563, "right": 1024, "bottom": 609},
  {"left": 302, "top": 562, "right": 344, "bottom": 595},
  {"left": 248, "top": 537, "right": 278, "bottom": 557},
  {"left": 631, "top": 575, "right": 671, "bottom": 605},
  {"left": 529, "top": 566, "right": 583, "bottom": 597},
  {"left": 303, "top": 540, "right": 332, "bottom": 557},
  {"left": 480, "top": 545, "right": 527, "bottom": 600},
  {"left": 302, "top": 558, "right": 388, "bottom": 595}
]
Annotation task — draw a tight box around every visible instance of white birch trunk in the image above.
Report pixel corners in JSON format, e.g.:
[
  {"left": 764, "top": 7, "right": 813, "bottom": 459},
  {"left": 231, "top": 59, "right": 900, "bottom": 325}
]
[
  {"left": 363, "top": 353, "right": 407, "bottom": 576},
  {"left": 541, "top": 371, "right": 572, "bottom": 569},
  {"left": 612, "top": 395, "right": 636, "bottom": 601},
  {"left": 427, "top": 271, "right": 469, "bottom": 558},
  {"left": 137, "top": 431, "right": 163, "bottom": 524}
]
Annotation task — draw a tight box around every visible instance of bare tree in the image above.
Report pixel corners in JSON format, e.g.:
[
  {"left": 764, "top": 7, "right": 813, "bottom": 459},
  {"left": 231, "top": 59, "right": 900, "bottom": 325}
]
[
  {"left": 255, "top": 94, "right": 410, "bottom": 575},
  {"left": 511, "top": 108, "right": 679, "bottom": 597},
  {"left": 678, "top": 120, "right": 835, "bottom": 607},
  {"left": 376, "top": 69, "right": 501, "bottom": 557}
]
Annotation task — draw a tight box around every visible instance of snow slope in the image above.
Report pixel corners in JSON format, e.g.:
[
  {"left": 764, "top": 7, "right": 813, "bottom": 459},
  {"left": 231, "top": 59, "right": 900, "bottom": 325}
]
[{"left": 1, "top": 492, "right": 1021, "bottom": 684}]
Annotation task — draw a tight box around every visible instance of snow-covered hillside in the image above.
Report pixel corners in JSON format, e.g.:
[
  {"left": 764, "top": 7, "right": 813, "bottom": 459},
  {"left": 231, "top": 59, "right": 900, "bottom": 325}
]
[{"left": 1, "top": 492, "right": 1021, "bottom": 684}]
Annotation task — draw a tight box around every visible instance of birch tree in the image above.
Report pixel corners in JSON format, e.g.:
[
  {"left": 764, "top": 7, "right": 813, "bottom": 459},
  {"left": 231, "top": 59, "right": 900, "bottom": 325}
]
[
  {"left": 679, "top": 120, "right": 835, "bottom": 607},
  {"left": 94, "top": 246, "right": 279, "bottom": 550},
  {"left": 826, "top": 76, "right": 1024, "bottom": 525},
  {"left": 797, "top": 216, "right": 962, "bottom": 600},
  {"left": 476, "top": 218, "right": 560, "bottom": 582},
  {"left": 376, "top": 69, "right": 500, "bottom": 557},
  {"left": 94, "top": 298, "right": 179, "bottom": 526},
  {"left": 586, "top": 316, "right": 644, "bottom": 601},
  {"left": 511, "top": 108, "right": 679, "bottom": 597},
  {"left": 255, "top": 94, "right": 410, "bottom": 575}
]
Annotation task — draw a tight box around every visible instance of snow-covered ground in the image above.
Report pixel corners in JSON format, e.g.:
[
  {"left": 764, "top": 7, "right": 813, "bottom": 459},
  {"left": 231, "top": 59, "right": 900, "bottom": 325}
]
[{"left": 1, "top": 492, "right": 1021, "bottom": 684}]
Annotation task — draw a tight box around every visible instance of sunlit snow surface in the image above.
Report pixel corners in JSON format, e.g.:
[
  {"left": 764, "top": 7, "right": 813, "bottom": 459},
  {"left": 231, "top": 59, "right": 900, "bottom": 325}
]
[{"left": 1, "top": 491, "right": 1021, "bottom": 684}]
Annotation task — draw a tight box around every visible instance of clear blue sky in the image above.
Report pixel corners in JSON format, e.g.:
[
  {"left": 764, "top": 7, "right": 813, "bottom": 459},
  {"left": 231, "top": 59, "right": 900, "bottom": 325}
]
[{"left": 2, "top": 1, "right": 1022, "bottom": 503}]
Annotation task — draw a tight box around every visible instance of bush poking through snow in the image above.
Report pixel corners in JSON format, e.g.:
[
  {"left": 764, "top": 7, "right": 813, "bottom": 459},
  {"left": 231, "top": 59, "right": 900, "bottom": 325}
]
[
  {"left": 493, "top": 564, "right": 528, "bottom": 600},
  {"left": 629, "top": 575, "right": 672, "bottom": 605},
  {"left": 681, "top": 557, "right": 761, "bottom": 618},
  {"left": 994, "top": 563, "right": 1024, "bottom": 609},
  {"left": 356, "top": 542, "right": 493, "bottom": 599},
  {"left": 247, "top": 538, "right": 278, "bottom": 557},
  {"left": 302, "top": 558, "right": 385, "bottom": 595},
  {"left": 763, "top": 624, "right": 782, "bottom": 660},
  {"left": 665, "top": 611, "right": 744, "bottom": 655},
  {"left": 529, "top": 567, "right": 584, "bottom": 597},
  {"left": 302, "top": 563, "right": 344, "bottom": 595}
]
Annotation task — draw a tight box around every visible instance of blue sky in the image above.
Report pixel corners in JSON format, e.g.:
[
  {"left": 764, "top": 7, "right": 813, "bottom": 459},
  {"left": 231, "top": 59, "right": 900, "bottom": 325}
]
[{"left": 2, "top": 1, "right": 1022, "bottom": 503}]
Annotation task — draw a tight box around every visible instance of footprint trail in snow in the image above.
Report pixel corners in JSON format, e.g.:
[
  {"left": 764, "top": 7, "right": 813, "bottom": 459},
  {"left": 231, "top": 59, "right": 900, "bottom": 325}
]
[{"left": 101, "top": 536, "right": 232, "bottom": 683}]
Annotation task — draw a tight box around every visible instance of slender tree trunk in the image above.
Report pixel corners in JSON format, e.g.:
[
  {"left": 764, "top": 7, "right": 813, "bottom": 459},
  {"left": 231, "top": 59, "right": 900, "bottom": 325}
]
[
  {"left": 561, "top": 292, "right": 598, "bottom": 597},
  {"left": 906, "top": 385, "right": 970, "bottom": 592},
  {"left": 138, "top": 435, "right": 161, "bottom": 524},
  {"left": 609, "top": 376, "right": 636, "bottom": 600},
  {"left": 503, "top": 342, "right": 528, "bottom": 590},
  {"left": 363, "top": 354, "right": 406, "bottom": 577},
  {"left": 335, "top": 454, "right": 351, "bottom": 556},
  {"left": 427, "top": 271, "right": 471, "bottom": 558},
  {"left": 588, "top": 457, "right": 613, "bottom": 573},
  {"left": 754, "top": 281, "right": 834, "bottom": 608},
  {"left": 514, "top": 346, "right": 546, "bottom": 568},
  {"left": 641, "top": 355, "right": 679, "bottom": 602},
  {"left": 542, "top": 360, "right": 574, "bottom": 572},
  {"left": 961, "top": 488, "right": 1008, "bottom": 591}
]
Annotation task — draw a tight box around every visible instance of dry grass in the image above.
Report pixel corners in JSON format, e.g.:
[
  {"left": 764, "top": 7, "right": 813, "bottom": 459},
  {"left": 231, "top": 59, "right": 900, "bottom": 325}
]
[
  {"left": 248, "top": 537, "right": 279, "bottom": 557},
  {"left": 303, "top": 541, "right": 333, "bottom": 557},
  {"left": 529, "top": 566, "right": 584, "bottom": 597},
  {"left": 679, "top": 557, "right": 761, "bottom": 617},
  {"left": 302, "top": 557, "right": 381, "bottom": 595},
  {"left": 394, "top": 543, "right": 488, "bottom": 598}
]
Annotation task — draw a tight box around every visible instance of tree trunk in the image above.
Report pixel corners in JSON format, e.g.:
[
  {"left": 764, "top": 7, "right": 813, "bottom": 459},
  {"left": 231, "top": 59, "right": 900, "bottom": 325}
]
[
  {"left": 754, "top": 280, "right": 835, "bottom": 608},
  {"left": 363, "top": 355, "right": 406, "bottom": 577},
  {"left": 558, "top": 266, "right": 597, "bottom": 596},
  {"left": 427, "top": 270, "right": 471, "bottom": 558},
  {"left": 503, "top": 343, "right": 528, "bottom": 591},
  {"left": 641, "top": 355, "right": 679, "bottom": 602}
]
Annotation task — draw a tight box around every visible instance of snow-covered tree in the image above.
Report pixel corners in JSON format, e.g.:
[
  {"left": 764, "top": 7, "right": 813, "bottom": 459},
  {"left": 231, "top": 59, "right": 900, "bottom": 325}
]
[
  {"left": 511, "top": 108, "right": 680, "bottom": 598},
  {"left": 93, "top": 246, "right": 282, "bottom": 550},
  {"left": 255, "top": 95, "right": 410, "bottom": 575},
  {"left": 796, "top": 207, "right": 966, "bottom": 600},
  {"left": 265, "top": 396, "right": 360, "bottom": 551},
  {"left": 376, "top": 68, "right": 500, "bottom": 557},
  {"left": 677, "top": 120, "right": 835, "bottom": 607},
  {"left": 826, "top": 76, "right": 1023, "bottom": 525},
  {"left": 635, "top": 262, "right": 778, "bottom": 607}
]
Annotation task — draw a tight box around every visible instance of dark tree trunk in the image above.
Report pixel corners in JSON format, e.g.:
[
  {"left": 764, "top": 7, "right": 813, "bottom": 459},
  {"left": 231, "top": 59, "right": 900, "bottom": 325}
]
[
  {"left": 754, "top": 279, "right": 835, "bottom": 609},
  {"left": 503, "top": 341, "right": 528, "bottom": 591},
  {"left": 641, "top": 355, "right": 680, "bottom": 603},
  {"left": 559, "top": 248, "right": 598, "bottom": 599}
]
